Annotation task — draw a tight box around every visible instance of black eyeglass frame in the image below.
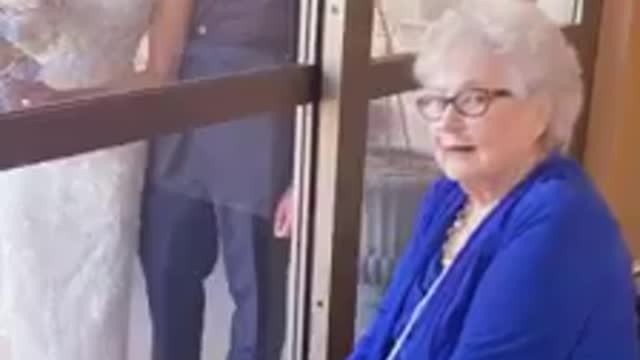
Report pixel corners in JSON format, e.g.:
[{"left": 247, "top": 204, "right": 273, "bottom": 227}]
[{"left": 415, "top": 88, "right": 514, "bottom": 121}]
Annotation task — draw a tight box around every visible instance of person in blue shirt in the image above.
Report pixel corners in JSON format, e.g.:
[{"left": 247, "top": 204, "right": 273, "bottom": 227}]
[
  {"left": 349, "top": 0, "right": 639, "bottom": 359},
  {"left": 138, "top": 0, "right": 297, "bottom": 359}
]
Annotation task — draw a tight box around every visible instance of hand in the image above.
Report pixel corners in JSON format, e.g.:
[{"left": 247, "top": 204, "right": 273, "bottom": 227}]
[
  {"left": 274, "top": 187, "right": 294, "bottom": 239},
  {"left": 3, "top": 78, "right": 57, "bottom": 110}
]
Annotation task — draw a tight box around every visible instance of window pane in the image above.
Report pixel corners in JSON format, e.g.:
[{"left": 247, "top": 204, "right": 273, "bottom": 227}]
[
  {"left": 0, "top": 0, "right": 303, "bottom": 359},
  {"left": 0, "top": 123, "right": 296, "bottom": 360},
  {"left": 537, "top": 0, "right": 583, "bottom": 26},
  {"left": 0, "top": 0, "right": 298, "bottom": 114},
  {"left": 371, "top": 0, "right": 428, "bottom": 57},
  {"left": 371, "top": 0, "right": 583, "bottom": 57},
  {"left": 355, "top": 95, "right": 440, "bottom": 335}
]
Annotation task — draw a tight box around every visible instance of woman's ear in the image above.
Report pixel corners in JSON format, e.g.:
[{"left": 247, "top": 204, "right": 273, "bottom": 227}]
[{"left": 529, "top": 91, "right": 553, "bottom": 141}]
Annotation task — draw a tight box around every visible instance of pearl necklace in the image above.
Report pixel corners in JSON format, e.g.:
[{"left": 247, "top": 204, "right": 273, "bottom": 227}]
[
  {"left": 442, "top": 200, "right": 497, "bottom": 267},
  {"left": 442, "top": 203, "right": 471, "bottom": 267}
]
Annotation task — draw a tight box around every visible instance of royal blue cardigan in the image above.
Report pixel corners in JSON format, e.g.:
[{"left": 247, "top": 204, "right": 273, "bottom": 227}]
[{"left": 350, "top": 154, "right": 639, "bottom": 359}]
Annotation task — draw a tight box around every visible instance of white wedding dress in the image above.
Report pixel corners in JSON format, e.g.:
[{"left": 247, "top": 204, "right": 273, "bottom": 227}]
[{"left": 0, "top": 0, "right": 153, "bottom": 359}]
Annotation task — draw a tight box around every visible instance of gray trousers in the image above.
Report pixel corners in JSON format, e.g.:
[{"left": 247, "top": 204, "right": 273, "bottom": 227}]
[{"left": 139, "top": 188, "right": 289, "bottom": 360}]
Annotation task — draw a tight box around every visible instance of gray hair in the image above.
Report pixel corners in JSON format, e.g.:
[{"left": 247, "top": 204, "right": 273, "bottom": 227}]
[{"left": 414, "top": 0, "right": 584, "bottom": 151}]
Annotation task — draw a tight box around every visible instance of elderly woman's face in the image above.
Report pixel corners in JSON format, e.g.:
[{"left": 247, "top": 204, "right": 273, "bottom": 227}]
[{"left": 417, "top": 48, "right": 549, "bottom": 184}]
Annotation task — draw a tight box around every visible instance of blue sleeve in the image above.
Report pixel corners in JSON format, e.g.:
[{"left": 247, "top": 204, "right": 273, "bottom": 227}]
[
  {"left": 349, "top": 179, "right": 452, "bottom": 359},
  {"left": 450, "top": 192, "right": 633, "bottom": 359}
]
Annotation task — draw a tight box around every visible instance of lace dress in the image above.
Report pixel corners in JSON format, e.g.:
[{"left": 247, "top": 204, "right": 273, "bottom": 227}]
[{"left": 0, "top": 0, "right": 153, "bottom": 358}]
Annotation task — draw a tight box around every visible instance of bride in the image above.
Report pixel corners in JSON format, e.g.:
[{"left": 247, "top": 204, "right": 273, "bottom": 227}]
[{"left": 0, "top": 0, "right": 195, "bottom": 358}]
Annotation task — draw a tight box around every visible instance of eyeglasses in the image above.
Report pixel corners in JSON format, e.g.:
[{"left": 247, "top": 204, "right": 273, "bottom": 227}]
[{"left": 415, "top": 88, "right": 513, "bottom": 121}]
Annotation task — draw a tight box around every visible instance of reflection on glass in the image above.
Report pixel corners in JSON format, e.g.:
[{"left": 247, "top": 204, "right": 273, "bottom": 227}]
[
  {"left": 0, "top": 0, "right": 299, "bottom": 359},
  {"left": 537, "top": 0, "right": 583, "bottom": 26},
  {"left": 371, "top": 0, "right": 428, "bottom": 57},
  {"left": 355, "top": 97, "right": 440, "bottom": 335},
  {"left": 371, "top": 0, "right": 583, "bottom": 57},
  {"left": 0, "top": 0, "right": 155, "bottom": 111}
]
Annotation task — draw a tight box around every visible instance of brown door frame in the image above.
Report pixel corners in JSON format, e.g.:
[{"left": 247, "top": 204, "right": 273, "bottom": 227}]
[
  {"left": 0, "top": 65, "right": 315, "bottom": 170},
  {"left": 584, "top": 0, "right": 640, "bottom": 256}
]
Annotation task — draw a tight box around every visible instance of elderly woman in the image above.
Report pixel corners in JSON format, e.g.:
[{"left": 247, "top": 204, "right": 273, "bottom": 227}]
[{"left": 349, "top": 1, "right": 639, "bottom": 359}]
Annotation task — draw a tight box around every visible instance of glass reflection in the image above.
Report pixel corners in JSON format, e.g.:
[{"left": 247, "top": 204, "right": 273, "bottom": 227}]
[
  {"left": 537, "top": 0, "right": 583, "bottom": 26},
  {"left": 356, "top": 97, "right": 441, "bottom": 335},
  {"left": 371, "top": 0, "right": 583, "bottom": 57}
]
